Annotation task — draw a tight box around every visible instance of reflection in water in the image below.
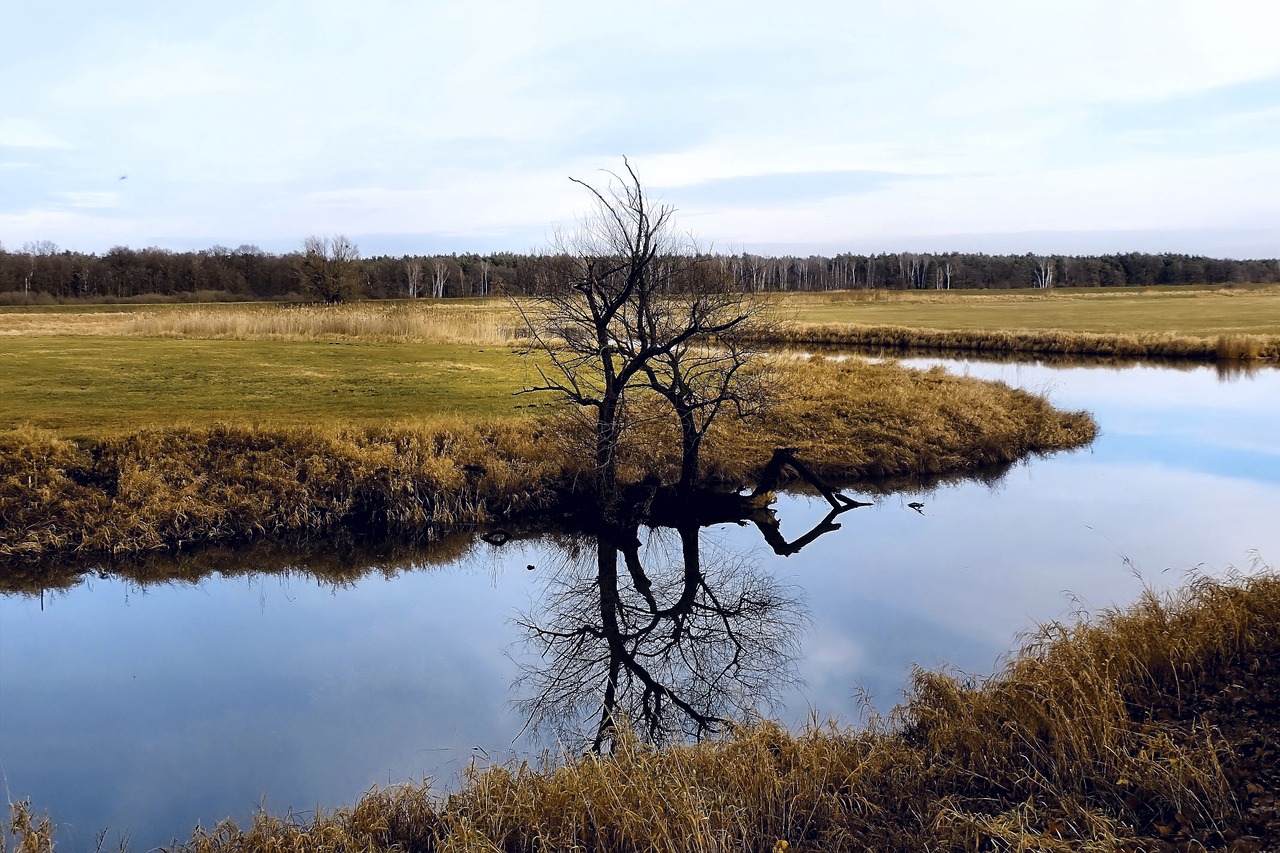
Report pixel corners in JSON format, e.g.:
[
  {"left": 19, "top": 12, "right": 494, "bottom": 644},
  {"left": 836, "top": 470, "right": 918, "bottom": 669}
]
[
  {"left": 0, "top": 529, "right": 483, "bottom": 597},
  {"left": 796, "top": 343, "right": 1271, "bottom": 382},
  {"left": 516, "top": 499, "right": 859, "bottom": 751},
  {"left": 518, "top": 525, "right": 799, "bottom": 750},
  {"left": 3, "top": 357, "right": 1278, "bottom": 851}
]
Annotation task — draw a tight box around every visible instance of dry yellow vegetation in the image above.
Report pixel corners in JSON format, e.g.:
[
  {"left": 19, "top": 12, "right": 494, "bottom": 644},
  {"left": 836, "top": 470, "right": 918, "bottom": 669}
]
[{"left": 0, "top": 357, "right": 1093, "bottom": 562}]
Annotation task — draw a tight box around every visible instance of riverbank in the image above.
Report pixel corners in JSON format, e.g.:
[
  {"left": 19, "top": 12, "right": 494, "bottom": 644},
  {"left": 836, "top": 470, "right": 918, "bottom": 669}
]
[
  {"left": 12, "top": 568, "right": 1275, "bottom": 851},
  {"left": 758, "top": 285, "right": 1280, "bottom": 362},
  {"left": 755, "top": 322, "right": 1280, "bottom": 361},
  {"left": 0, "top": 356, "right": 1094, "bottom": 563}
]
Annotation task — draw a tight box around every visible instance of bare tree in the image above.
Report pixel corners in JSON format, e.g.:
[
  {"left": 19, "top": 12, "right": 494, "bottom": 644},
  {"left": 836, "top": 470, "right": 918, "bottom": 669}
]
[
  {"left": 404, "top": 258, "right": 424, "bottom": 299},
  {"left": 517, "top": 161, "right": 766, "bottom": 506},
  {"left": 20, "top": 240, "right": 59, "bottom": 295},
  {"left": 640, "top": 269, "right": 772, "bottom": 490},
  {"left": 430, "top": 257, "right": 449, "bottom": 298},
  {"left": 1033, "top": 256, "right": 1055, "bottom": 289},
  {"left": 299, "top": 235, "right": 360, "bottom": 303}
]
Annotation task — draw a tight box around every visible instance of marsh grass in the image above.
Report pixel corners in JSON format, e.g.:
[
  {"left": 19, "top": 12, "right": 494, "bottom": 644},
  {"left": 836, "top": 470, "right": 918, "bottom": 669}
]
[
  {"left": 12, "top": 568, "right": 1270, "bottom": 851},
  {"left": 123, "top": 301, "right": 523, "bottom": 344},
  {"left": 0, "top": 357, "right": 1093, "bottom": 562},
  {"left": 0, "top": 301, "right": 522, "bottom": 344},
  {"left": 0, "top": 418, "right": 574, "bottom": 560}
]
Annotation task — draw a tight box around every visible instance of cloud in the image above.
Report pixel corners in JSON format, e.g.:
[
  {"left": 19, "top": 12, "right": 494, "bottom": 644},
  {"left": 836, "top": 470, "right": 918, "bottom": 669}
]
[
  {"left": 0, "top": 118, "right": 72, "bottom": 149},
  {"left": 53, "top": 191, "right": 120, "bottom": 209},
  {"left": 56, "top": 48, "right": 260, "bottom": 105},
  {"left": 663, "top": 171, "right": 905, "bottom": 207}
]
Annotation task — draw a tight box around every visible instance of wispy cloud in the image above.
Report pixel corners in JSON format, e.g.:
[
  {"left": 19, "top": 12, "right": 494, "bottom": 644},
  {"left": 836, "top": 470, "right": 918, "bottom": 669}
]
[
  {"left": 53, "top": 191, "right": 119, "bottom": 209},
  {"left": 0, "top": 119, "right": 72, "bottom": 150}
]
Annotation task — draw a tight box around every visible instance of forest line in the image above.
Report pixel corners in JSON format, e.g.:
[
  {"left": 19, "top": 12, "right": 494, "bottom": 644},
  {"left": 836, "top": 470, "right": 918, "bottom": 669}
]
[{"left": 3, "top": 239, "right": 1279, "bottom": 304}]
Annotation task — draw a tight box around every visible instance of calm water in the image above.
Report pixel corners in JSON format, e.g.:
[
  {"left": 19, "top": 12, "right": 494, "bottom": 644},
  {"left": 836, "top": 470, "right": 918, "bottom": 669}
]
[{"left": 2, "top": 358, "right": 1278, "bottom": 851}]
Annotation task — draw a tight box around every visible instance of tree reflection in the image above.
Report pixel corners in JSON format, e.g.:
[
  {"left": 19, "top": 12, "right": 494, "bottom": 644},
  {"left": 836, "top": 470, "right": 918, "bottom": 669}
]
[{"left": 515, "top": 496, "right": 862, "bottom": 752}]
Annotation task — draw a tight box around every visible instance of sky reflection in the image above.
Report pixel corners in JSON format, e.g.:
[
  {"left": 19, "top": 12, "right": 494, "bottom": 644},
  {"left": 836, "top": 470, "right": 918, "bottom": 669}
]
[{"left": 2, "top": 359, "right": 1278, "bottom": 851}]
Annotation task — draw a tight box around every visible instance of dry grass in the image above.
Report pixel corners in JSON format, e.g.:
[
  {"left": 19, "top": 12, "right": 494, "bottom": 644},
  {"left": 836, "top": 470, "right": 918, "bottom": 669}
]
[
  {"left": 757, "top": 323, "right": 1280, "bottom": 362},
  {"left": 0, "top": 418, "right": 573, "bottom": 560},
  {"left": 770, "top": 286, "right": 1280, "bottom": 361},
  {"left": 124, "top": 302, "right": 523, "bottom": 344},
  {"left": 13, "top": 568, "right": 1272, "bottom": 851},
  {"left": 0, "top": 357, "right": 1093, "bottom": 563},
  {"left": 0, "top": 301, "right": 523, "bottom": 344},
  {"left": 7, "top": 291, "right": 1278, "bottom": 360}
]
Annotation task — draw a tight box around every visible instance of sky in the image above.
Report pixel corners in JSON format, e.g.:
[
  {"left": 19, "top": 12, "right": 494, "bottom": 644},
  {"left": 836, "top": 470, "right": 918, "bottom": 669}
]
[{"left": 2, "top": 0, "right": 1279, "bottom": 259}]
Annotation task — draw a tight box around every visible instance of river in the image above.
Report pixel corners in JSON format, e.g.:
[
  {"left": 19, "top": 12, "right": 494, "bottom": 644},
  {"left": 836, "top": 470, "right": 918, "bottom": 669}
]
[{"left": 2, "top": 357, "right": 1278, "bottom": 851}]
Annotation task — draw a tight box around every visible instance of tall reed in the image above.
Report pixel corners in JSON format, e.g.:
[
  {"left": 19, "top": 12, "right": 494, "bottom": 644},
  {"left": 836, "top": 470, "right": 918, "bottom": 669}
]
[
  {"left": 0, "top": 302, "right": 524, "bottom": 344},
  {"left": 123, "top": 303, "right": 523, "bottom": 344}
]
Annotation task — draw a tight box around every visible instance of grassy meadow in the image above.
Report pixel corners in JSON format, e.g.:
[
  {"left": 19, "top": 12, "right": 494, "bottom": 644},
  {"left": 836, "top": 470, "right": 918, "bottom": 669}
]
[
  {"left": 781, "top": 284, "right": 1280, "bottom": 337},
  {"left": 0, "top": 299, "right": 1095, "bottom": 561},
  {"left": 769, "top": 285, "right": 1280, "bottom": 361},
  {"left": 1, "top": 336, "right": 528, "bottom": 437},
  {"left": 0, "top": 301, "right": 527, "bottom": 437}
]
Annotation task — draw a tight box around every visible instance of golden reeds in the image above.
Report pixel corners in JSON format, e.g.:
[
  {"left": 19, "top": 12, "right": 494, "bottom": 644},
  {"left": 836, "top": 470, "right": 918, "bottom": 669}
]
[
  {"left": 0, "top": 302, "right": 524, "bottom": 345},
  {"left": 123, "top": 303, "right": 523, "bottom": 344}
]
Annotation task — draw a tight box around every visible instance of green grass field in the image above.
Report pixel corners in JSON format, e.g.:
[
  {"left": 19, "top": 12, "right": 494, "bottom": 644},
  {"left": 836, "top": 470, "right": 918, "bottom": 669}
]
[{"left": 1, "top": 336, "right": 531, "bottom": 438}]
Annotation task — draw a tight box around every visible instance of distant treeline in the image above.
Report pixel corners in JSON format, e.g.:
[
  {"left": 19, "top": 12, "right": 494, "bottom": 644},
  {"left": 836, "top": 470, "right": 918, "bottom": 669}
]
[{"left": 2, "top": 241, "right": 1278, "bottom": 303}]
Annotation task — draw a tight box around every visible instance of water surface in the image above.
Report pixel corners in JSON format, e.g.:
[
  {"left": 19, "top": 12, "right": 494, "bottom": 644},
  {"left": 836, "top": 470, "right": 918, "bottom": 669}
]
[{"left": 2, "top": 358, "right": 1278, "bottom": 850}]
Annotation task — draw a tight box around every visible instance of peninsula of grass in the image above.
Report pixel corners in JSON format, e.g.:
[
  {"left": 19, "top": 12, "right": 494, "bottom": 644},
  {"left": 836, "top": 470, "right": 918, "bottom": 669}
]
[
  {"left": 11, "top": 567, "right": 1278, "bottom": 851},
  {"left": 1, "top": 302, "right": 1094, "bottom": 562}
]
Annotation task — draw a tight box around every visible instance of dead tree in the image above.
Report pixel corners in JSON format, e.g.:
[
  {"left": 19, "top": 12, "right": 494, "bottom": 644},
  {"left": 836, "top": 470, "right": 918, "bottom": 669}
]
[{"left": 516, "top": 161, "right": 766, "bottom": 508}]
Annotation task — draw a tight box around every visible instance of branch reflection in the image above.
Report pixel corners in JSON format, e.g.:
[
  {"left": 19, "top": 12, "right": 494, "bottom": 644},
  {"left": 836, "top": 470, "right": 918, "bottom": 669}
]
[{"left": 515, "top": 497, "right": 863, "bottom": 752}]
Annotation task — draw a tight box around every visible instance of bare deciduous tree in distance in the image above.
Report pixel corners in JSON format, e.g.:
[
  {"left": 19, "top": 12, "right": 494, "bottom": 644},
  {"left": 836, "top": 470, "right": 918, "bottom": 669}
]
[
  {"left": 404, "top": 258, "right": 424, "bottom": 298},
  {"left": 299, "top": 234, "right": 360, "bottom": 303},
  {"left": 517, "top": 161, "right": 770, "bottom": 511}
]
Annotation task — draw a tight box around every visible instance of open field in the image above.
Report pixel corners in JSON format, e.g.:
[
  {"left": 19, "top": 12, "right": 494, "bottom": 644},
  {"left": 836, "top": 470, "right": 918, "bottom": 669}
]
[
  {"left": 780, "top": 285, "right": 1280, "bottom": 337},
  {"left": 5, "top": 285, "right": 1280, "bottom": 366},
  {"left": 0, "top": 336, "right": 529, "bottom": 438},
  {"left": 0, "top": 302, "right": 528, "bottom": 437},
  {"left": 764, "top": 286, "right": 1280, "bottom": 361},
  {"left": 6, "top": 284, "right": 1280, "bottom": 340},
  {"left": 1, "top": 299, "right": 1094, "bottom": 560},
  {"left": 11, "top": 568, "right": 1278, "bottom": 851}
]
